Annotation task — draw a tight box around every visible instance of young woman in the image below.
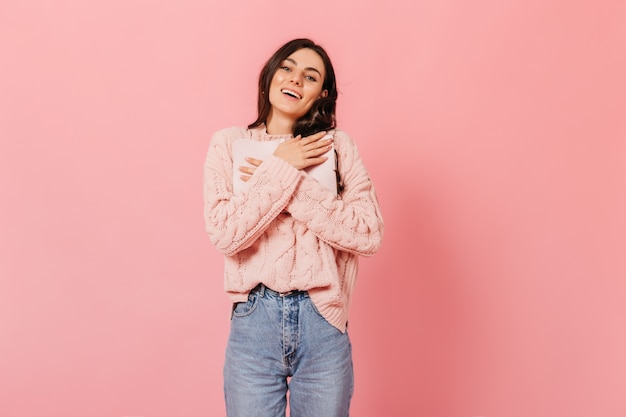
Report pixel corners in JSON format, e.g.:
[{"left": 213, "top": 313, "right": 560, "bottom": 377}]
[{"left": 203, "top": 38, "right": 384, "bottom": 417}]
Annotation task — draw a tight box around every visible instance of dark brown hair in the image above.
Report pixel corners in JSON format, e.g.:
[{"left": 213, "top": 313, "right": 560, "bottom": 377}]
[{"left": 248, "top": 38, "right": 338, "bottom": 137}]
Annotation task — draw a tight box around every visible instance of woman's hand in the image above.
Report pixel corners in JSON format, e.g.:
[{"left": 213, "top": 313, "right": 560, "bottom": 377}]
[
  {"left": 273, "top": 131, "right": 333, "bottom": 170},
  {"left": 238, "top": 132, "right": 333, "bottom": 182},
  {"left": 239, "top": 157, "right": 262, "bottom": 182}
]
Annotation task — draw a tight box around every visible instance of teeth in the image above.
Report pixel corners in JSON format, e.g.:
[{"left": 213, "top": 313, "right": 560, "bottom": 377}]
[{"left": 281, "top": 89, "right": 301, "bottom": 99}]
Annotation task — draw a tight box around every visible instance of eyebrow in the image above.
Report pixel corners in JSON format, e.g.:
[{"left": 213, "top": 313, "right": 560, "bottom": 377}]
[{"left": 284, "top": 58, "right": 322, "bottom": 77}]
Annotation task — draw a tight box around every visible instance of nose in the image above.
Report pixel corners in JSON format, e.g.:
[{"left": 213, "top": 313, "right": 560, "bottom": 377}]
[{"left": 290, "top": 71, "right": 303, "bottom": 86}]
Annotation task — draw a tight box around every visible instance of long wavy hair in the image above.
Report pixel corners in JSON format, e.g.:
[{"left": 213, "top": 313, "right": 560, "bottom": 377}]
[{"left": 248, "top": 38, "right": 338, "bottom": 137}]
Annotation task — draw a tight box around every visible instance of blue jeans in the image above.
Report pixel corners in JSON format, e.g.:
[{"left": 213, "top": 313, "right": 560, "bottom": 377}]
[{"left": 224, "top": 284, "right": 354, "bottom": 417}]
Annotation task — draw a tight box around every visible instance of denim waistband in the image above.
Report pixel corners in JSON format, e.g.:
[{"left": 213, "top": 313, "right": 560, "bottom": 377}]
[{"left": 252, "top": 284, "right": 309, "bottom": 299}]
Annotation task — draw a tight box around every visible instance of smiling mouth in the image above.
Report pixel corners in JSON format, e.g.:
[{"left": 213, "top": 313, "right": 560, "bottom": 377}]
[{"left": 281, "top": 89, "right": 302, "bottom": 99}]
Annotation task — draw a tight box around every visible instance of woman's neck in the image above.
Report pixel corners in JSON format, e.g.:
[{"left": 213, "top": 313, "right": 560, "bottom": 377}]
[{"left": 265, "top": 111, "right": 295, "bottom": 135}]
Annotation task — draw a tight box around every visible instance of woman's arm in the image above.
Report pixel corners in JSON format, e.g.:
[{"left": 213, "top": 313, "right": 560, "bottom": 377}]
[
  {"left": 203, "top": 129, "right": 302, "bottom": 256},
  {"left": 285, "top": 131, "right": 384, "bottom": 256}
]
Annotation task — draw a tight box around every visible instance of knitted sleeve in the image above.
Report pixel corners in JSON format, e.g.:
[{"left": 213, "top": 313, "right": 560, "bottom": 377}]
[
  {"left": 285, "top": 130, "right": 384, "bottom": 256},
  {"left": 203, "top": 128, "right": 302, "bottom": 256}
]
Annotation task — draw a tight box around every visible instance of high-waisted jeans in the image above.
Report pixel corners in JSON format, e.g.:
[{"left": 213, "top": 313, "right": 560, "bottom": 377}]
[{"left": 224, "top": 284, "right": 354, "bottom": 417}]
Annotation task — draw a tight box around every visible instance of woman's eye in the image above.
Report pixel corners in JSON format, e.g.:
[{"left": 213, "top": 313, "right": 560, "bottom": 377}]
[
  {"left": 305, "top": 75, "right": 317, "bottom": 82},
  {"left": 281, "top": 66, "right": 291, "bottom": 72}
]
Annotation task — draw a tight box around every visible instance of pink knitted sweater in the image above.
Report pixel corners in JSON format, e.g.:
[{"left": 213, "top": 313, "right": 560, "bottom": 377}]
[{"left": 203, "top": 125, "right": 383, "bottom": 332}]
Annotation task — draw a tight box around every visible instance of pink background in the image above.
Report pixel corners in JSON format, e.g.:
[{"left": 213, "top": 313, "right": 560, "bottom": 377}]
[{"left": 1, "top": 0, "right": 625, "bottom": 416}]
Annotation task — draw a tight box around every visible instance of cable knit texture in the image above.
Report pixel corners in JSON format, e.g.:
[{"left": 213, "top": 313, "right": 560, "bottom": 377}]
[{"left": 203, "top": 125, "right": 384, "bottom": 332}]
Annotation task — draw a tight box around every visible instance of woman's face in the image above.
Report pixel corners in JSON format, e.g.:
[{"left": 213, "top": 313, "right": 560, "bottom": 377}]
[{"left": 267, "top": 48, "right": 328, "bottom": 125}]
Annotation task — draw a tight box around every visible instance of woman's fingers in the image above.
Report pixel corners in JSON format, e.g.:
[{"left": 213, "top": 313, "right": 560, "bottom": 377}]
[
  {"left": 273, "top": 131, "right": 333, "bottom": 169},
  {"left": 301, "top": 131, "right": 327, "bottom": 145},
  {"left": 305, "top": 143, "right": 333, "bottom": 158},
  {"left": 244, "top": 157, "right": 263, "bottom": 167},
  {"left": 304, "top": 132, "right": 332, "bottom": 148},
  {"left": 303, "top": 156, "right": 328, "bottom": 167},
  {"left": 238, "top": 133, "right": 331, "bottom": 181},
  {"left": 239, "top": 158, "right": 260, "bottom": 178},
  {"left": 308, "top": 139, "right": 333, "bottom": 152},
  {"left": 239, "top": 166, "right": 254, "bottom": 175},
  {"left": 302, "top": 134, "right": 333, "bottom": 157}
]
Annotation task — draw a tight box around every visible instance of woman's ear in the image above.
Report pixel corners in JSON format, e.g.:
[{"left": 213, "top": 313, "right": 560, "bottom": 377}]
[{"left": 319, "top": 89, "right": 328, "bottom": 99}]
